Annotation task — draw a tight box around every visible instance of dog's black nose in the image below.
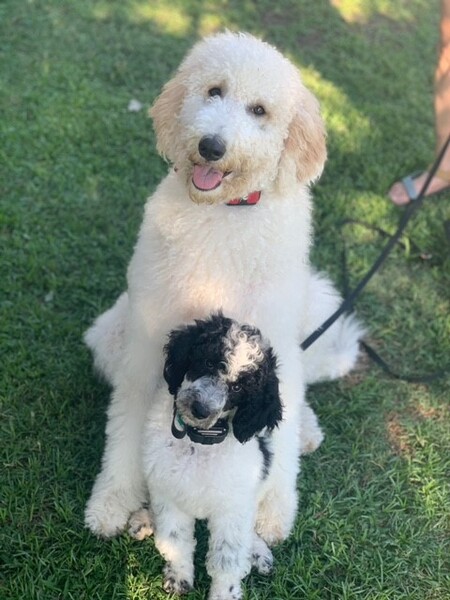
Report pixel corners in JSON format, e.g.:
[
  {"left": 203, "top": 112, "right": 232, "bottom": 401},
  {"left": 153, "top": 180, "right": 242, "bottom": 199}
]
[
  {"left": 191, "top": 400, "right": 211, "bottom": 420},
  {"left": 198, "top": 135, "right": 226, "bottom": 162}
]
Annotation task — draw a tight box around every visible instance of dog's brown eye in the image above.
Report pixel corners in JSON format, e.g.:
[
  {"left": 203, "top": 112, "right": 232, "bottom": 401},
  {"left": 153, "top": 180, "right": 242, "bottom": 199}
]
[
  {"left": 208, "top": 87, "right": 222, "bottom": 98},
  {"left": 251, "top": 105, "right": 266, "bottom": 116},
  {"left": 205, "top": 359, "right": 214, "bottom": 369},
  {"left": 231, "top": 383, "right": 241, "bottom": 393}
]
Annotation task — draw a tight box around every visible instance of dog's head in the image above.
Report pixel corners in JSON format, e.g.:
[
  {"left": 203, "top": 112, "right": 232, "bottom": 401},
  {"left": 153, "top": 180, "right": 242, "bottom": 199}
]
[
  {"left": 150, "top": 32, "right": 326, "bottom": 205},
  {"left": 163, "top": 313, "right": 282, "bottom": 443}
]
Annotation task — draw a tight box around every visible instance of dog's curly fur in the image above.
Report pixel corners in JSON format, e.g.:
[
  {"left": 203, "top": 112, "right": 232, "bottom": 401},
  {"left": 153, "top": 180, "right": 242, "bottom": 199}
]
[
  {"left": 129, "top": 314, "right": 283, "bottom": 598},
  {"left": 84, "top": 33, "right": 364, "bottom": 571}
]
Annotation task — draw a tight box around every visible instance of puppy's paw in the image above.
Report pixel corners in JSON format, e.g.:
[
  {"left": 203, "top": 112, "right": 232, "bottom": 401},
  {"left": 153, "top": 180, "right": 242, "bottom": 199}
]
[
  {"left": 208, "top": 581, "right": 242, "bottom": 600},
  {"left": 128, "top": 507, "right": 154, "bottom": 540},
  {"left": 163, "top": 564, "right": 193, "bottom": 595},
  {"left": 251, "top": 534, "right": 273, "bottom": 575}
]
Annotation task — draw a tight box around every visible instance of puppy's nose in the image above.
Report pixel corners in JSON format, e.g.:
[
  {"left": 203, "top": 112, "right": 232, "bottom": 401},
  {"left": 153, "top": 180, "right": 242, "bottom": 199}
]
[
  {"left": 191, "top": 400, "right": 211, "bottom": 420},
  {"left": 198, "top": 135, "right": 226, "bottom": 162}
]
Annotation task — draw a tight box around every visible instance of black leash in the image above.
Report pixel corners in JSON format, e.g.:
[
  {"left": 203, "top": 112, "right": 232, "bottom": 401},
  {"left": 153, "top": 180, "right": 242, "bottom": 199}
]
[
  {"left": 359, "top": 340, "right": 446, "bottom": 383},
  {"left": 340, "top": 221, "right": 447, "bottom": 383},
  {"left": 300, "top": 136, "right": 450, "bottom": 382}
]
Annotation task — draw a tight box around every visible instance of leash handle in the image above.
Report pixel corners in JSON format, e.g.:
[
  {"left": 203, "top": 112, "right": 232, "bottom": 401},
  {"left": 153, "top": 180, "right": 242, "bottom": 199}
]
[{"left": 300, "top": 135, "right": 450, "bottom": 352}]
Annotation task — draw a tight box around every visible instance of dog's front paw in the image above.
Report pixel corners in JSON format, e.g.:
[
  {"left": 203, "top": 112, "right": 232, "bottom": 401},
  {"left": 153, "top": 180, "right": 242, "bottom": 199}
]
[
  {"left": 251, "top": 534, "right": 273, "bottom": 575},
  {"left": 299, "top": 403, "right": 324, "bottom": 455},
  {"left": 85, "top": 486, "right": 142, "bottom": 538},
  {"left": 256, "top": 489, "right": 297, "bottom": 546},
  {"left": 163, "top": 564, "right": 193, "bottom": 596},
  {"left": 208, "top": 581, "right": 242, "bottom": 600},
  {"left": 128, "top": 507, "right": 154, "bottom": 540},
  {"left": 255, "top": 518, "right": 290, "bottom": 547}
]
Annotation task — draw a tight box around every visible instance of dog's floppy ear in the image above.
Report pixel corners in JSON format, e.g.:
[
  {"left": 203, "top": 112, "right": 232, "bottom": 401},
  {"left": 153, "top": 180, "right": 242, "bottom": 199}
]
[
  {"left": 232, "top": 350, "right": 283, "bottom": 444},
  {"left": 280, "top": 85, "right": 327, "bottom": 184},
  {"left": 150, "top": 71, "right": 187, "bottom": 162},
  {"left": 163, "top": 326, "right": 194, "bottom": 396}
]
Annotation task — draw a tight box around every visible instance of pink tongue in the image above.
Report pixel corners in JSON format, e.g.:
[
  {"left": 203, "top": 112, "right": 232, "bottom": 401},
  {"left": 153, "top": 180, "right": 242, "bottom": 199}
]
[{"left": 192, "top": 165, "right": 224, "bottom": 191}]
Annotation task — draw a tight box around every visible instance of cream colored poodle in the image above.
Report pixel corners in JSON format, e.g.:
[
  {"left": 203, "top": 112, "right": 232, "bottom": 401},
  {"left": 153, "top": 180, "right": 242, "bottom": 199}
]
[{"left": 84, "top": 33, "right": 363, "bottom": 597}]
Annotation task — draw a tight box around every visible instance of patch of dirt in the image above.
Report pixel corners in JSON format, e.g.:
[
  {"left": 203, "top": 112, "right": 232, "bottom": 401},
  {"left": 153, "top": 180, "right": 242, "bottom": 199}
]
[
  {"left": 386, "top": 412, "right": 414, "bottom": 457},
  {"left": 408, "top": 403, "right": 448, "bottom": 422}
]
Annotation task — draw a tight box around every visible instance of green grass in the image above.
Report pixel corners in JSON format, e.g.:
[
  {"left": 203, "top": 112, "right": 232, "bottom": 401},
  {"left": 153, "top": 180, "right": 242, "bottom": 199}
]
[{"left": 1, "top": 1, "right": 449, "bottom": 599}]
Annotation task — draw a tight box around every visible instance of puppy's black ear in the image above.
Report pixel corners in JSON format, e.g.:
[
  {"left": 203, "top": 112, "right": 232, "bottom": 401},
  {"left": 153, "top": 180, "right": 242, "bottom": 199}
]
[
  {"left": 232, "top": 350, "right": 283, "bottom": 444},
  {"left": 163, "top": 327, "right": 194, "bottom": 396}
]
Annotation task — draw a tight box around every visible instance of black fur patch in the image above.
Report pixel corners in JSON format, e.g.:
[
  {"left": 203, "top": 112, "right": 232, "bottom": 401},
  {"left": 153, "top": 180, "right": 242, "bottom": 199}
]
[{"left": 257, "top": 435, "right": 273, "bottom": 479}]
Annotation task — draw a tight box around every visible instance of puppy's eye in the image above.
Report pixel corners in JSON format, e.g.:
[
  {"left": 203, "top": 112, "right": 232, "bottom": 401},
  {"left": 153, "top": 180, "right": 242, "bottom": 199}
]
[
  {"left": 250, "top": 105, "right": 266, "bottom": 117},
  {"left": 231, "top": 383, "right": 241, "bottom": 393},
  {"left": 205, "top": 359, "right": 214, "bottom": 370},
  {"left": 208, "top": 87, "right": 222, "bottom": 98}
]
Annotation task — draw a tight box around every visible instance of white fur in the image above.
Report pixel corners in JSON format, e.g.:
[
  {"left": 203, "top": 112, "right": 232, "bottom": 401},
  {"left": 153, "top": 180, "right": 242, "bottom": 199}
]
[
  {"left": 224, "top": 322, "right": 267, "bottom": 381},
  {"left": 84, "top": 32, "right": 363, "bottom": 566}
]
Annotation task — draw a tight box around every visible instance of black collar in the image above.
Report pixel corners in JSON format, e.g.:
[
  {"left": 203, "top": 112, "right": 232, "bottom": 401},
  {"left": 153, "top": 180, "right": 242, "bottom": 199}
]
[{"left": 171, "top": 405, "right": 229, "bottom": 445}]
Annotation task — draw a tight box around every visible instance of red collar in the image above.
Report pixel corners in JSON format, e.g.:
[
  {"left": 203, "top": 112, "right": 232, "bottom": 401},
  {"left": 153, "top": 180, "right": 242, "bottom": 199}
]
[{"left": 226, "top": 191, "right": 261, "bottom": 206}]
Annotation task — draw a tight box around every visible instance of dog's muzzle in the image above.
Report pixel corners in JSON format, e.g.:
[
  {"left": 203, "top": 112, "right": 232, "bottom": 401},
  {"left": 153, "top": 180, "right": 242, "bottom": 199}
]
[
  {"left": 171, "top": 376, "right": 230, "bottom": 445},
  {"left": 176, "top": 376, "right": 228, "bottom": 427}
]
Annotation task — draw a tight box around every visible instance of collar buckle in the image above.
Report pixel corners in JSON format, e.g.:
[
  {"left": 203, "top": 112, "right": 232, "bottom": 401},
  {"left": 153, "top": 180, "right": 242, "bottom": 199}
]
[{"left": 226, "top": 191, "right": 261, "bottom": 206}]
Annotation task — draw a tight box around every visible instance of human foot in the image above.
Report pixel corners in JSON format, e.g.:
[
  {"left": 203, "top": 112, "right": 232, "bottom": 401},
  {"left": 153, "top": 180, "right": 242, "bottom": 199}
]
[{"left": 388, "top": 168, "right": 450, "bottom": 205}]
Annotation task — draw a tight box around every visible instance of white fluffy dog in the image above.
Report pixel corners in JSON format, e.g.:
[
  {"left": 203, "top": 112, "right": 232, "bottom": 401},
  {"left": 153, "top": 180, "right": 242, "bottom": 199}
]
[{"left": 84, "top": 32, "right": 363, "bottom": 552}]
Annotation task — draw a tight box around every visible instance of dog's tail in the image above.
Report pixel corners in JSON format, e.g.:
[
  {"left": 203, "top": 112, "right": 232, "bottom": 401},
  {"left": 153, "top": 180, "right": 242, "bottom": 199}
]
[{"left": 301, "top": 272, "right": 366, "bottom": 384}]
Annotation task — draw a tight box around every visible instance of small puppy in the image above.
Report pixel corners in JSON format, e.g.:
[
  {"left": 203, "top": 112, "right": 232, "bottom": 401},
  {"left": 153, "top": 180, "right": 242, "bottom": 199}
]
[{"left": 129, "top": 314, "right": 306, "bottom": 600}]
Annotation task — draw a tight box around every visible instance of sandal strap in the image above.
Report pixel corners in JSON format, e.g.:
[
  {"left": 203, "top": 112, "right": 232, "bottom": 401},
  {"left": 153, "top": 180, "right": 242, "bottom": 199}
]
[{"left": 401, "top": 175, "right": 419, "bottom": 200}]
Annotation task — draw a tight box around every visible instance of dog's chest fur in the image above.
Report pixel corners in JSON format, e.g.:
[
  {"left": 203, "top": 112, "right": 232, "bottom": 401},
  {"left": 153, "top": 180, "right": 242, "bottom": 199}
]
[
  {"left": 129, "top": 173, "right": 312, "bottom": 324},
  {"left": 142, "top": 395, "right": 266, "bottom": 519}
]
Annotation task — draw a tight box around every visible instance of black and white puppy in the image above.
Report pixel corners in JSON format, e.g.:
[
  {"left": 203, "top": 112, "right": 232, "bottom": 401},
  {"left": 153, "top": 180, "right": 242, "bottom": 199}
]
[{"left": 129, "top": 313, "right": 283, "bottom": 600}]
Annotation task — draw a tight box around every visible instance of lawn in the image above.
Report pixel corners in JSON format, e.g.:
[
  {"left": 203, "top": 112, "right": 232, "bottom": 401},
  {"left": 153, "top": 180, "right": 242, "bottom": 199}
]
[{"left": 1, "top": 1, "right": 449, "bottom": 599}]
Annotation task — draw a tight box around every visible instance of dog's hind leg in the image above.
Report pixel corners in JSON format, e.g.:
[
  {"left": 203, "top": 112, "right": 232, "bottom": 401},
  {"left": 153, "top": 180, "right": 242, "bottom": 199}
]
[{"left": 84, "top": 292, "right": 129, "bottom": 386}]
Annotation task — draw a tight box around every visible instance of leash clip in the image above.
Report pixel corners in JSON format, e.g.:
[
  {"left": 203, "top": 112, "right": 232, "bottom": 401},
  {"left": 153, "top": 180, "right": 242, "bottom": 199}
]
[{"left": 171, "top": 405, "right": 187, "bottom": 439}]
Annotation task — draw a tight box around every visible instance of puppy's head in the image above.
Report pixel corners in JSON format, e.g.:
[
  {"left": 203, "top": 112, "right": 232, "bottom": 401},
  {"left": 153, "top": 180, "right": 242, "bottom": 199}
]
[
  {"left": 163, "top": 313, "right": 283, "bottom": 443},
  {"left": 150, "top": 32, "right": 326, "bottom": 205}
]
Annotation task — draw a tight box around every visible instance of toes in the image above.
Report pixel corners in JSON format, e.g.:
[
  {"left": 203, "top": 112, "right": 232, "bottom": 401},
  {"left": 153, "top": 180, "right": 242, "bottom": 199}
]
[
  {"left": 162, "top": 565, "right": 193, "bottom": 596},
  {"left": 163, "top": 575, "right": 193, "bottom": 595},
  {"left": 251, "top": 550, "right": 273, "bottom": 575},
  {"left": 162, "top": 563, "right": 193, "bottom": 595},
  {"left": 208, "top": 583, "right": 242, "bottom": 600},
  {"left": 251, "top": 534, "right": 274, "bottom": 575},
  {"left": 389, "top": 181, "right": 411, "bottom": 205},
  {"left": 128, "top": 507, "right": 154, "bottom": 540}
]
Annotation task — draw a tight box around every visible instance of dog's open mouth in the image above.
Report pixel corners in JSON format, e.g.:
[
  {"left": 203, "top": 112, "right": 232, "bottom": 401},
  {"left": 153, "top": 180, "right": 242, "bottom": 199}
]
[{"left": 192, "top": 165, "right": 231, "bottom": 191}]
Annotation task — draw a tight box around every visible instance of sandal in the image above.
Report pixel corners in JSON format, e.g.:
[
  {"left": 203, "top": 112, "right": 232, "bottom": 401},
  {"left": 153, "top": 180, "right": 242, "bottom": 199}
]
[{"left": 389, "top": 167, "right": 450, "bottom": 205}]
